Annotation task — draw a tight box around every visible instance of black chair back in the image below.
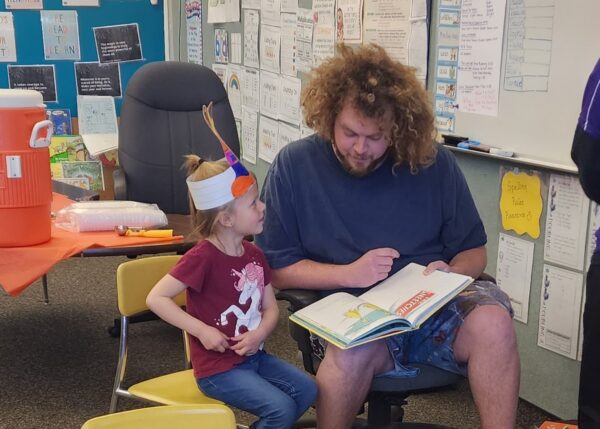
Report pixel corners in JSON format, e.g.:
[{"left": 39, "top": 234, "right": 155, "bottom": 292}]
[{"left": 118, "top": 61, "right": 240, "bottom": 214}]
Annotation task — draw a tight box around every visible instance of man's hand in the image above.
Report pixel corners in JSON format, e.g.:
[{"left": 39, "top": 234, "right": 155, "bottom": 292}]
[
  {"left": 423, "top": 260, "right": 450, "bottom": 275},
  {"left": 195, "top": 326, "right": 230, "bottom": 353},
  {"left": 230, "top": 330, "right": 265, "bottom": 356},
  {"left": 347, "top": 248, "right": 400, "bottom": 288}
]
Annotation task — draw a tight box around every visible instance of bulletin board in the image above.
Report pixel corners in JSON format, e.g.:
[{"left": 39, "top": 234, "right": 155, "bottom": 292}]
[{"left": 0, "top": 0, "right": 165, "bottom": 116}]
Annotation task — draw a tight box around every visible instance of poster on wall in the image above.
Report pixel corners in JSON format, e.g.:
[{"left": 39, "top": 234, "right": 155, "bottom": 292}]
[
  {"left": 0, "top": 12, "right": 17, "bottom": 62},
  {"left": 185, "top": 0, "right": 203, "bottom": 64},
  {"left": 62, "top": 0, "right": 99, "bottom": 5},
  {"left": 243, "top": 9, "right": 259, "bottom": 68},
  {"left": 259, "top": 24, "right": 281, "bottom": 73},
  {"left": 75, "top": 62, "right": 121, "bottom": 97},
  {"left": 434, "top": 0, "right": 460, "bottom": 132},
  {"left": 280, "top": 13, "right": 296, "bottom": 76},
  {"left": 230, "top": 32, "right": 242, "bottom": 64},
  {"left": 8, "top": 65, "right": 57, "bottom": 102},
  {"left": 456, "top": 0, "right": 507, "bottom": 116},
  {"left": 41, "top": 10, "right": 81, "bottom": 61},
  {"left": 226, "top": 64, "right": 242, "bottom": 119},
  {"left": 4, "top": 0, "right": 42, "bottom": 9},
  {"left": 496, "top": 232, "right": 534, "bottom": 323},
  {"left": 77, "top": 95, "right": 118, "bottom": 155},
  {"left": 241, "top": 106, "right": 257, "bottom": 164},
  {"left": 208, "top": 0, "right": 240, "bottom": 23},
  {"left": 335, "top": 0, "right": 363, "bottom": 43},
  {"left": 93, "top": 23, "right": 143, "bottom": 63},
  {"left": 544, "top": 173, "right": 590, "bottom": 271},
  {"left": 214, "top": 28, "right": 228, "bottom": 63},
  {"left": 296, "top": 8, "right": 314, "bottom": 73},
  {"left": 537, "top": 264, "right": 583, "bottom": 359},
  {"left": 258, "top": 114, "right": 279, "bottom": 163}
]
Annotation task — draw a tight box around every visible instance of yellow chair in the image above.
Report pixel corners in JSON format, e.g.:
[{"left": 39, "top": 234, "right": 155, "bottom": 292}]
[
  {"left": 109, "top": 255, "right": 221, "bottom": 413},
  {"left": 82, "top": 405, "right": 236, "bottom": 429}
]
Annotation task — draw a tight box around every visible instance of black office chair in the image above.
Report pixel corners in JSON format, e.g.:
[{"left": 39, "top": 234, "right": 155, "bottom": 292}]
[
  {"left": 276, "top": 274, "right": 498, "bottom": 429},
  {"left": 108, "top": 61, "right": 240, "bottom": 337},
  {"left": 114, "top": 61, "right": 240, "bottom": 214}
]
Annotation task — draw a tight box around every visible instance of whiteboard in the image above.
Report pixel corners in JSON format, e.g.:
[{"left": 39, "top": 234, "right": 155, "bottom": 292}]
[{"left": 450, "top": 0, "right": 600, "bottom": 169}]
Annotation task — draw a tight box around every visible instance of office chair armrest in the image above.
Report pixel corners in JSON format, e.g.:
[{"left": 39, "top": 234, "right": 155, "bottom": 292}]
[
  {"left": 275, "top": 289, "right": 321, "bottom": 312},
  {"left": 477, "top": 272, "right": 496, "bottom": 283},
  {"left": 113, "top": 167, "right": 127, "bottom": 200}
]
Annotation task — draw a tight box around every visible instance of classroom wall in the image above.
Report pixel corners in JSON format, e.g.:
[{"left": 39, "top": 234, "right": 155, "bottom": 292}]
[
  {"left": 169, "top": 0, "right": 586, "bottom": 418},
  {"left": 456, "top": 152, "right": 580, "bottom": 418},
  {"left": 169, "top": 0, "right": 317, "bottom": 187}
]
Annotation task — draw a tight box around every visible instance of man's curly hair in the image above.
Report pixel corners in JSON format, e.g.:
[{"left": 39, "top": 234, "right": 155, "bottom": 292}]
[{"left": 302, "top": 44, "right": 437, "bottom": 173}]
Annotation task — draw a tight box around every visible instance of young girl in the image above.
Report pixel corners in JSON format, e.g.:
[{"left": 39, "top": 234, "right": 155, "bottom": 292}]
[{"left": 146, "top": 105, "right": 316, "bottom": 429}]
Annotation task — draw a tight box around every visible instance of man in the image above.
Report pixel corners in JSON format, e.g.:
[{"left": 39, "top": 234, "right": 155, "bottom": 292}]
[
  {"left": 256, "top": 44, "right": 519, "bottom": 429},
  {"left": 571, "top": 59, "right": 600, "bottom": 428}
]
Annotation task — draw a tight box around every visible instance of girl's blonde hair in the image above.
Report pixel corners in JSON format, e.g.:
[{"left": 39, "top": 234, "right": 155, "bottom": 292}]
[{"left": 183, "top": 155, "right": 232, "bottom": 238}]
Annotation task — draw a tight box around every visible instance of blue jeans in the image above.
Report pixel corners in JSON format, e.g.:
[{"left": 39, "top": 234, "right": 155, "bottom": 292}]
[{"left": 197, "top": 351, "right": 317, "bottom": 429}]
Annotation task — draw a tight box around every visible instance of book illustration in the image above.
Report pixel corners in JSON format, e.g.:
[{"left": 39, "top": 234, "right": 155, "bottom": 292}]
[
  {"left": 54, "top": 177, "right": 90, "bottom": 190},
  {"left": 61, "top": 161, "right": 104, "bottom": 191},
  {"left": 344, "top": 303, "right": 390, "bottom": 337},
  {"left": 49, "top": 135, "right": 90, "bottom": 164},
  {"left": 89, "top": 149, "right": 119, "bottom": 168},
  {"left": 47, "top": 108, "right": 72, "bottom": 135}
]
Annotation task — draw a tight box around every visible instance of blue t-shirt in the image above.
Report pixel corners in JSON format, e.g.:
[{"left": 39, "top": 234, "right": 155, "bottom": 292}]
[{"left": 256, "top": 135, "right": 486, "bottom": 292}]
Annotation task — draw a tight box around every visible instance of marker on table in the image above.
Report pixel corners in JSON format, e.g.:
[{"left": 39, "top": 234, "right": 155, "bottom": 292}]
[{"left": 457, "top": 140, "right": 515, "bottom": 157}]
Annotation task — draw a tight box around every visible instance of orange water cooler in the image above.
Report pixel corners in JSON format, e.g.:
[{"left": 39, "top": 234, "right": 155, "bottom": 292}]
[{"left": 0, "top": 89, "right": 54, "bottom": 247}]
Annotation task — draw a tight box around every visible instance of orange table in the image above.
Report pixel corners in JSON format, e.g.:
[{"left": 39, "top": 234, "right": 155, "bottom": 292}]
[{"left": 0, "top": 193, "right": 196, "bottom": 297}]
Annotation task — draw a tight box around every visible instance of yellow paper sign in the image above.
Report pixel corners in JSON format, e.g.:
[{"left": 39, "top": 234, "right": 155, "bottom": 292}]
[{"left": 499, "top": 171, "right": 543, "bottom": 239}]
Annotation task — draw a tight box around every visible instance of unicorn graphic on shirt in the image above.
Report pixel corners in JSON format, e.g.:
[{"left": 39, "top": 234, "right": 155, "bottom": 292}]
[{"left": 220, "top": 262, "right": 265, "bottom": 336}]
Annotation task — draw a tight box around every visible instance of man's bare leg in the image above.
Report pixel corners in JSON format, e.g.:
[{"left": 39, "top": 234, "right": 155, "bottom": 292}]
[
  {"left": 316, "top": 339, "right": 394, "bottom": 429},
  {"left": 454, "top": 305, "right": 520, "bottom": 429}
]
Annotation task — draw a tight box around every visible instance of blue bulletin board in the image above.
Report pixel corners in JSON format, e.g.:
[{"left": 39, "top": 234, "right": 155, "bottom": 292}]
[{"left": 0, "top": 0, "right": 165, "bottom": 116}]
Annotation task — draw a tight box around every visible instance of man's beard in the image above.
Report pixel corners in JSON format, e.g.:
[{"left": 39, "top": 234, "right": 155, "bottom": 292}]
[{"left": 332, "top": 144, "right": 389, "bottom": 177}]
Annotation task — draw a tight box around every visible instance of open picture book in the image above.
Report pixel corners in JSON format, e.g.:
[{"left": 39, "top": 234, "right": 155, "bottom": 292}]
[{"left": 289, "top": 263, "right": 474, "bottom": 349}]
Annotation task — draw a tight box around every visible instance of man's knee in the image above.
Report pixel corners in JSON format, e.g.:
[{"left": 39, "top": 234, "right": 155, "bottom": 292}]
[
  {"left": 320, "top": 340, "right": 392, "bottom": 375},
  {"left": 455, "top": 305, "right": 518, "bottom": 361}
]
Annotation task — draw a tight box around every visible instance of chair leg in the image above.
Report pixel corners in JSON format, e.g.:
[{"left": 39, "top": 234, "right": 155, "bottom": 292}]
[
  {"left": 41, "top": 274, "right": 49, "bottom": 304},
  {"left": 367, "top": 393, "right": 399, "bottom": 427},
  {"left": 109, "top": 316, "right": 129, "bottom": 413}
]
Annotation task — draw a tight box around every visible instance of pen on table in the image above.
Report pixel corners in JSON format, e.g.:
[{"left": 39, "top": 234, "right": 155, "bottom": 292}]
[{"left": 457, "top": 140, "right": 515, "bottom": 157}]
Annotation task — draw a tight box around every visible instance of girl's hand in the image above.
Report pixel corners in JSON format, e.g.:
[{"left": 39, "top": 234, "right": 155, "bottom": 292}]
[
  {"left": 196, "top": 326, "right": 230, "bottom": 353},
  {"left": 423, "top": 260, "right": 451, "bottom": 275},
  {"left": 230, "top": 330, "right": 264, "bottom": 356}
]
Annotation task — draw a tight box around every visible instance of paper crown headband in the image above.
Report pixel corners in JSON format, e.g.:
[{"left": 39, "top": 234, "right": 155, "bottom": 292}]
[{"left": 187, "top": 103, "right": 255, "bottom": 210}]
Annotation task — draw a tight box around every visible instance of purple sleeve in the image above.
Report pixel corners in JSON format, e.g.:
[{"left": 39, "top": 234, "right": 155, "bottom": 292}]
[{"left": 578, "top": 59, "right": 600, "bottom": 140}]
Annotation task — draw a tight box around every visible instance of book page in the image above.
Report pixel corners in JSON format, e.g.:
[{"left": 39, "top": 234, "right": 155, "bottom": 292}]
[
  {"left": 292, "top": 292, "right": 399, "bottom": 342},
  {"left": 359, "top": 262, "right": 472, "bottom": 326}
]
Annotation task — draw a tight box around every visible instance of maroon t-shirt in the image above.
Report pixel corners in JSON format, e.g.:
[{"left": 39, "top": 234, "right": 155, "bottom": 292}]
[{"left": 170, "top": 240, "right": 272, "bottom": 378}]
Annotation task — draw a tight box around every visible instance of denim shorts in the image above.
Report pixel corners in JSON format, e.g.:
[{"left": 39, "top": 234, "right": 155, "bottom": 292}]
[
  {"left": 309, "top": 280, "right": 512, "bottom": 378},
  {"left": 382, "top": 279, "right": 513, "bottom": 378}
]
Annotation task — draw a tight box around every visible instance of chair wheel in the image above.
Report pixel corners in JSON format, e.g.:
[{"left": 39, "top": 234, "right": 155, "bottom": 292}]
[{"left": 107, "top": 326, "right": 120, "bottom": 337}]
